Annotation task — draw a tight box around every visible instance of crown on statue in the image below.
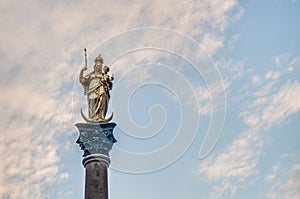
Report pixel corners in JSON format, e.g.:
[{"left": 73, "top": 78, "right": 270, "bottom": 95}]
[{"left": 94, "top": 54, "right": 103, "bottom": 64}]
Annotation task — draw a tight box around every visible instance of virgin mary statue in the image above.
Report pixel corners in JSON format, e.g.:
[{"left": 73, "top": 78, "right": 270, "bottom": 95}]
[{"left": 79, "top": 54, "right": 114, "bottom": 122}]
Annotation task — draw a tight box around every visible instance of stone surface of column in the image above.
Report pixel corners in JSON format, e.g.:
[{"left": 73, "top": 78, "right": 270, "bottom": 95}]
[
  {"left": 83, "top": 154, "right": 110, "bottom": 199},
  {"left": 75, "top": 122, "right": 117, "bottom": 199}
]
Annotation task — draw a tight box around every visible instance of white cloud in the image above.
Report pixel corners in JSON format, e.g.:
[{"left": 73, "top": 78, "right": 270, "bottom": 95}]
[
  {"left": 0, "top": 35, "right": 76, "bottom": 199},
  {"left": 60, "top": 173, "right": 70, "bottom": 180},
  {"left": 0, "top": 122, "right": 63, "bottom": 198},
  {"left": 289, "top": 56, "right": 300, "bottom": 67},
  {"left": 274, "top": 54, "right": 290, "bottom": 67},
  {"left": 201, "top": 33, "right": 224, "bottom": 55},
  {"left": 287, "top": 56, "right": 300, "bottom": 72},
  {"left": 274, "top": 54, "right": 300, "bottom": 72},
  {"left": 265, "top": 70, "right": 280, "bottom": 80},
  {"left": 243, "top": 80, "right": 300, "bottom": 129},
  {"left": 265, "top": 165, "right": 279, "bottom": 182},
  {"left": 266, "top": 163, "right": 300, "bottom": 199},
  {"left": 251, "top": 75, "right": 261, "bottom": 85},
  {"left": 275, "top": 57, "right": 280, "bottom": 67},
  {"left": 286, "top": 57, "right": 300, "bottom": 73},
  {"left": 261, "top": 81, "right": 300, "bottom": 128},
  {"left": 228, "top": 34, "right": 240, "bottom": 50},
  {"left": 243, "top": 115, "right": 259, "bottom": 126},
  {"left": 198, "top": 127, "right": 262, "bottom": 198},
  {"left": 198, "top": 75, "right": 300, "bottom": 198},
  {"left": 218, "top": 58, "right": 246, "bottom": 84},
  {"left": 254, "top": 81, "right": 276, "bottom": 97},
  {"left": 195, "top": 87, "right": 211, "bottom": 115}
]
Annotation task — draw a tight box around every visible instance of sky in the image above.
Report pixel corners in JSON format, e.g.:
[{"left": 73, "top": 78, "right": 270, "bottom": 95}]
[{"left": 0, "top": 0, "right": 300, "bottom": 198}]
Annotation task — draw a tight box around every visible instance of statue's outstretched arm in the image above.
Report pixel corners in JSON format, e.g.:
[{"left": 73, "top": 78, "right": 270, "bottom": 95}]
[{"left": 79, "top": 66, "right": 88, "bottom": 84}]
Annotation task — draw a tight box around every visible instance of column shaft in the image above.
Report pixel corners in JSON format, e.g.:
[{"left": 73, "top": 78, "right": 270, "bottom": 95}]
[{"left": 83, "top": 154, "right": 110, "bottom": 199}]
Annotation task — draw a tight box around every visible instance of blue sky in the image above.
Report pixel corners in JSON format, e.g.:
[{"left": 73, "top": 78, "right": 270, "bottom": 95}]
[{"left": 0, "top": 0, "right": 300, "bottom": 198}]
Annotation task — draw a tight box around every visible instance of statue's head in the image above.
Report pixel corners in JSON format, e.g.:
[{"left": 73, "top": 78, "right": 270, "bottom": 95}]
[{"left": 94, "top": 55, "right": 103, "bottom": 72}]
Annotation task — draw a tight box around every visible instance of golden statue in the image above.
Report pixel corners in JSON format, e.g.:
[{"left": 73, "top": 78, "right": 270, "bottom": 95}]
[{"left": 79, "top": 49, "right": 114, "bottom": 123}]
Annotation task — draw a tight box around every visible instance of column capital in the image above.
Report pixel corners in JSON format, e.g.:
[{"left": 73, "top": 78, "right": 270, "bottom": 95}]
[{"left": 75, "top": 122, "right": 117, "bottom": 157}]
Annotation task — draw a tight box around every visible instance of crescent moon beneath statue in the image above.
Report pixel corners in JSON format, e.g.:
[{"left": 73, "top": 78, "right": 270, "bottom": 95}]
[{"left": 81, "top": 109, "right": 113, "bottom": 123}]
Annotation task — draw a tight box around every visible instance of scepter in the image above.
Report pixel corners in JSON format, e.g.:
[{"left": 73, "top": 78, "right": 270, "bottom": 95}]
[
  {"left": 84, "top": 48, "right": 87, "bottom": 69},
  {"left": 80, "top": 48, "right": 88, "bottom": 95}
]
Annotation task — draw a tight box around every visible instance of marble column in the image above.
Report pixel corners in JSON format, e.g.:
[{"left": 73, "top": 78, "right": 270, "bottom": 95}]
[{"left": 75, "top": 122, "right": 117, "bottom": 199}]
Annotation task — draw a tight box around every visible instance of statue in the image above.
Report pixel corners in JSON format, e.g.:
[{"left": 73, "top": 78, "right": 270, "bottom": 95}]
[{"left": 79, "top": 49, "right": 114, "bottom": 123}]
